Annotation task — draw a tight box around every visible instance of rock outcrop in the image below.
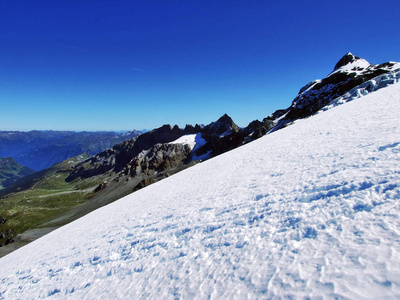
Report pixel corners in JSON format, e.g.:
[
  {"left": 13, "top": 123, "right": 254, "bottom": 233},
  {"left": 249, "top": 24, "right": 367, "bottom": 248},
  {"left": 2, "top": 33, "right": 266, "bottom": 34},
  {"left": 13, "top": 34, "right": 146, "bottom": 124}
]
[
  {"left": 267, "top": 53, "right": 400, "bottom": 130},
  {"left": 123, "top": 143, "right": 192, "bottom": 177}
]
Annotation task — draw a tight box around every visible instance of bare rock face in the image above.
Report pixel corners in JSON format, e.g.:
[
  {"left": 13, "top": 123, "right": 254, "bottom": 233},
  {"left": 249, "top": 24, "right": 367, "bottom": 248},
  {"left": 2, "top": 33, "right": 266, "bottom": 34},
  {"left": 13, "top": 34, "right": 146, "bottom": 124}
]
[
  {"left": 125, "top": 143, "right": 192, "bottom": 177},
  {"left": 333, "top": 52, "right": 361, "bottom": 70},
  {"left": 244, "top": 118, "right": 275, "bottom": 140},
  {"left": 201, "top": 114, "right": 239, "bottom": 136}
]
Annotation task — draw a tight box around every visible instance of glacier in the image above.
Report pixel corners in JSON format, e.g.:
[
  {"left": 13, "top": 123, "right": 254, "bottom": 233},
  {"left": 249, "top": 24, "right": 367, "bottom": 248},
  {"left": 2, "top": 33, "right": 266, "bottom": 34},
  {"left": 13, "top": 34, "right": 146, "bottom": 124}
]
[
  {"left": 321, "top": 67, "right": 400, "bottom": 112},
  {"left": 0, "top": 83, "right": 400, "bottom": 298}
]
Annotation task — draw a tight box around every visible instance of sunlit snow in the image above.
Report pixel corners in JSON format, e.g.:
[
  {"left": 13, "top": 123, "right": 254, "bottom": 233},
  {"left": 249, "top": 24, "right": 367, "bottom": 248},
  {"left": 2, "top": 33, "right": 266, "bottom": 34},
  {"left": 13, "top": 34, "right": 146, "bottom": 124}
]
[
  {"left": 333, "top": 57, "right": 370, "bottom": 73},
  {"left": 169, "top": 133, "right": 205, "bottom": 151},
  {"left": 1, "top": 83, "right": 400, "bottom": 299},
  {"left": 328, "top": 52, "right": 400, "bottom": 77}
]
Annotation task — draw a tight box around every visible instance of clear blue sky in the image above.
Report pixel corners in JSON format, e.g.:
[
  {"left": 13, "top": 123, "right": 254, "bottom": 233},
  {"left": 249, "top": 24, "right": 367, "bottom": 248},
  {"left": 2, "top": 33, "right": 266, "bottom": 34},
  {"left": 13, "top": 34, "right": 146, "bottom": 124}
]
[{"left": 1, "top": 0, "right": 400, "bottom": 131}]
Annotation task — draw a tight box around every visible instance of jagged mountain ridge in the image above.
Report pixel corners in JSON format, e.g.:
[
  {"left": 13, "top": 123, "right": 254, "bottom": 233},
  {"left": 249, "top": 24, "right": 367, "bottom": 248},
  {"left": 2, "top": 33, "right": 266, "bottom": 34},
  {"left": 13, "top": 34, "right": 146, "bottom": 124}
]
[
  {"left": 66, "top": 53, "right": 400, "bottom": 192},
  {"left": 66, "top": 113, "right": 265, "bottom": 183}
]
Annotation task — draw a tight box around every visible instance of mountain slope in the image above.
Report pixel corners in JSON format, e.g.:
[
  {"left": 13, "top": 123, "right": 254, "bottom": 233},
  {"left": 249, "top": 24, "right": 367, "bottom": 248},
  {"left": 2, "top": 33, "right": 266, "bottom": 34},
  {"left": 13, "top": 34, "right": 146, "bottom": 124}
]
[
  {"left": 0, "top": 154, "right": 93, "bottom": 253},
  {"left": 0, "top": 158, "right": 34, "bottom": 190},
  {"left": 0, "top": 53, "right": 398, "bottom": 257},
  {"left": 1, "top": 82, "right": 399, "bottom": 298}
]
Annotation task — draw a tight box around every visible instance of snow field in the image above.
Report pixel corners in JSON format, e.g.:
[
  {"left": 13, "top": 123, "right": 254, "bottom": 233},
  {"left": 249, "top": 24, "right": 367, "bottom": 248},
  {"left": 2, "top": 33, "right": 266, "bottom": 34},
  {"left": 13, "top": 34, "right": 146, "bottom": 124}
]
[
  {"left": 1, "top": 83, "right": 400, "bottom": 299},
  {"left": 169, "top": 133, "right": 206, "bottom": 151}
]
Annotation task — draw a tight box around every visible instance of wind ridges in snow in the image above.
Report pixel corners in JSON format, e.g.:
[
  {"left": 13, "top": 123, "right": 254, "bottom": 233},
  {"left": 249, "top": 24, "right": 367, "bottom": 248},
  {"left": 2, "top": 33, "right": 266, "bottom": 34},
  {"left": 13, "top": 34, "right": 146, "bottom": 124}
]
[{"left": 0, "top": 84, "right": 400, "bottom": 298}]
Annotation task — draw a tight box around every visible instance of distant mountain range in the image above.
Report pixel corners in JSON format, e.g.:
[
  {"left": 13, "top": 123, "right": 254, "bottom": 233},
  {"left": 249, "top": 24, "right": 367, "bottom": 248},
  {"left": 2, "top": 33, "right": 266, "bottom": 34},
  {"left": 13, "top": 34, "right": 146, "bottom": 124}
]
[
  {"left": 0, "top": 130, "right": 142, "bottom": 171},
  {"left": 1, "top": 52, "right": 399, "bottom": 256}
]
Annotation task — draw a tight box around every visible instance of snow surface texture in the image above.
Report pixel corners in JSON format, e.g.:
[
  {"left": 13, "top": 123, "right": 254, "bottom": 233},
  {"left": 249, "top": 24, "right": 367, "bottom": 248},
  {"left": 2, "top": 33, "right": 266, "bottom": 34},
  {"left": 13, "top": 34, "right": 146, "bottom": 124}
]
[{"left": 1, "top": 84, "right": 400, "bottom": 299}]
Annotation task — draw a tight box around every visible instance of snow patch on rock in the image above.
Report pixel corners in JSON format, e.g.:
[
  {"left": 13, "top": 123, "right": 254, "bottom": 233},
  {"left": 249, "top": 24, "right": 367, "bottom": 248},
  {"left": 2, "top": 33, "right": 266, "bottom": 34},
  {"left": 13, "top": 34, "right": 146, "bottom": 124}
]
[{"left": 169, "top": 133, "right": 206, "bottom": 151}]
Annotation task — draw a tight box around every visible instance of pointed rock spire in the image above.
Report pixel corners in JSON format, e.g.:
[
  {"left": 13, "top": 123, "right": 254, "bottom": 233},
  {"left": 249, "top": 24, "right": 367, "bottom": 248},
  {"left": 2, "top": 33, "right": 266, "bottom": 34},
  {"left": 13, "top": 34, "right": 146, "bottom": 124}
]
[
  {"left": 216, "top": 113, "right": 233, "bottom": 124},
  {"left": 333, "top": 52, "right": 361, "bottom": 71},
  {"left": 202, "top": 113, "right": 239, "bottom": 136}
]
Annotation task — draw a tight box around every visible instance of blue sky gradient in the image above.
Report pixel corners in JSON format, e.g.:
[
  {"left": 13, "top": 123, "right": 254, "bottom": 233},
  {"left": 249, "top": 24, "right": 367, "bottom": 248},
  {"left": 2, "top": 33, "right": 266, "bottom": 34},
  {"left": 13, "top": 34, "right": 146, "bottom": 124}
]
[{"left": 1, "top": 0, "right": 400, "bottom": 131}]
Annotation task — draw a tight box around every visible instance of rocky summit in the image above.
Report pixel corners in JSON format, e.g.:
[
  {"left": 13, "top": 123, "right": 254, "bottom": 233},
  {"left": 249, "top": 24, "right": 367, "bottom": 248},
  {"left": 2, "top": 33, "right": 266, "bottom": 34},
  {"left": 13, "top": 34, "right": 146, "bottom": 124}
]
[{"left": 269, "top": 52, "right": 400, "bottom": 128}]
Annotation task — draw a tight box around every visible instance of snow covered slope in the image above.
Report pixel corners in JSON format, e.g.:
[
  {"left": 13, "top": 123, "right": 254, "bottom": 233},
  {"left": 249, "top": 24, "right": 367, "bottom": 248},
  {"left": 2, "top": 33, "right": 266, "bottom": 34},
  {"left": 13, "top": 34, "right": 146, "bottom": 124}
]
[{"left": 1, "top": 83, "right": 400, "bottom": 299}]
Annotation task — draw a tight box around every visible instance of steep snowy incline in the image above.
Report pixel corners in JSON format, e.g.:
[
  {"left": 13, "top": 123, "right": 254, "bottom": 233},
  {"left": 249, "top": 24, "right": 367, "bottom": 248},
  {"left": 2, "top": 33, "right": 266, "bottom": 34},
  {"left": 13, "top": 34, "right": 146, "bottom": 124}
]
[{"left": 1, "top": 83, "right": 400, "bottom": 299}]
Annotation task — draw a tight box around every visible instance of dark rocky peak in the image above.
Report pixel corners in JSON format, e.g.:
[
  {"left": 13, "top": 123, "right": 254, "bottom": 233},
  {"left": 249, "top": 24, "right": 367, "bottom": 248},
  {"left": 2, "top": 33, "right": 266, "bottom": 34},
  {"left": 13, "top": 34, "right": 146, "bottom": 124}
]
[
  {"left": 218, "top": 113, "right": 233, "bottom": 122},
  {"left": 202, "top": 114, "right": 239, "bottom": 136},
  {"left": 123, "top": 143, "right": 192, "bottom": 178},
  {"left": 278, "top": 53, "right": 399, "bottom": 122},
  {"left": 183, "top": 124, "right": 196, "bottom": 133},
  {"left": 172, "top": 125, "right": 181, "bottom": 132},
  {"left": 183, "top": 124, "right": 203, "bottom": 133},
  {"left": 333, "top": 52, "right": 362, "bottom": 71}
]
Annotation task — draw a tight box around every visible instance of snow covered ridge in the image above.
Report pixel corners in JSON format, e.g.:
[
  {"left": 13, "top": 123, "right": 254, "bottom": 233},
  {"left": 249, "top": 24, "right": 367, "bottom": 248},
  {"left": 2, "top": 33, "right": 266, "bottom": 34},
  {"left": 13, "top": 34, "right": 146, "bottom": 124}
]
[
  {"left": 330, "top": 52, "right": 400, "bottom": 76},
  {"left": 1, "top": 82, "right": 400, "bottom": 298},
  {"left": 321, "top": 67, "right": 400, "bottom": 112},
  {"left": 271, "top": 53, "right": 400, "bottom": 130}
]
